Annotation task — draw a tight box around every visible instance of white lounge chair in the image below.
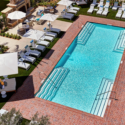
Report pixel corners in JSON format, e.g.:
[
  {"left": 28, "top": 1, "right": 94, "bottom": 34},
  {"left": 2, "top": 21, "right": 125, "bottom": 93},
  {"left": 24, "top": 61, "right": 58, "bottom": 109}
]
[
  {"left": 50, "top": 27, "right": 61, "bottom": 34},
  {"left": 112, "top": 2, "right": 118, "bottom": 10},
  {"left": 76, "top": 0, "right": 87, "bottom": 5},
  {"left": 122, "top": 10, "right": 125, "bottom": 19},
  {"left": 30, "top": 40, "right": 46, "bottom": 52},
  {"left": 61, "top": 12, "right": 74, "bottom": 20},
  {"left": 40, "top": 35, "right": 54, "bottom": 42},
  {"left": 25, "top": 45, "right": 41, "bottom": 58},
  {"left": 19, "top": 51, "right": 36, "bottom": 64},
  {"left": 37, "top": 40, "right": 50, "bottom": 47},
  {"left": 102, "top": 7, "right": 109, "bottom": 16},
  {"left": 87, "top": 4, "right": 95, "bottom": 14},
  {"left": 91, "top": 0, "right": 98, "bottom": 6},
  {"left": 43, "top": 27, "right": 57, "bottom": 38},
  {"left": 97, "top": 0, "right": 104, "bottom": 7},
  {"left": 67, "top": 8, "right": 78, "bottom": 14},
  {"left": 97, "top": 6, "right": 103, "bottom": 15},
  {"left": 121, "top": 3, "right": 125, "bottom": 11},
  {"left": 104, "top": 1, "right": 110, "bottom": 8},
  {"left": 116, "top": 8, "right": 122, "bottom": 18},
  {"left": 69, "top": 5, "right": 80, "bottom": 11},
  {"left": 18, "top": 61, "right": 30, "bottom": 70}
]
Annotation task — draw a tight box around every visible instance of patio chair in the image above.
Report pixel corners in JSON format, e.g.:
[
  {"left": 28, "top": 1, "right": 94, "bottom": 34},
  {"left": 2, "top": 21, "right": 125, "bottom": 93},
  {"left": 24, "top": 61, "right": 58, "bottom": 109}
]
[
  {"left": 102, "top": 7, "right": 109, "bottom": 16},
  {"left": 116, "top": 8, "right": 122, "bottom": 18},
  {"left": 19, "top": 51, "right": 36, "bottom": 64},
  {"left": 25, "top": 45, "right": 41, "bottom": 58},
  {"left": 122, "top": 3, "right": 125, "bottom": 11},
  {"left": 97, "top": 0, "right": 104, "bottom": 7},
  {"left": 87, "top": 4, "right": 95, "bottom": 14},
  {"left": 91, "top": 0, "right": 98, "bottom": 6},
  {"left": 76, "top": 0, "right": 87, "bottom": 5},
  {"left": 29, "top": 21, "right": 34, "bottom": 27},
  {"left": 36, "top": 20, "right": 44, "bottom": 25},
  {"left": 112, "top": 2, "right": 118, "bottom": 10},
  {"left": 97, "top": 6, "right": 103, "bottom": 15},
  {"left": 18, "top": 61, "right": 30, "bottom": 70},
  {"left": 30, "top": 40, "right": 46, "bottom": 52},
  {"left": 104, "top": 1, "right": 110, "bottom": 8},
  {"left": 43, "top": 27, "right": 57, "bottom": 38},
  {"left": 61, "top": 11, "right": 74, "bottom": 20},
  {"left": 18, "top": 28, "right": 25, "bottom": 34},
  {"left": 40, "top": 35, "right": 54, "bottom": 42},
  {"left": 66, "top": 7, "right": 78, "bottom": 14},
  {"left": 37, "top": 40, "right": 50, "bottom": 47},
  {"left": 69, "top": 4, "right": 80, "bottom": 11},
  {"left": 50, "top": 9, "right": 55, "bottom": 14},
  {"left": 49, "top": 26, "right": 61, "bottom": 34},
  {"left": 122, "top": 10, "right": 125, "bottom": 19}
]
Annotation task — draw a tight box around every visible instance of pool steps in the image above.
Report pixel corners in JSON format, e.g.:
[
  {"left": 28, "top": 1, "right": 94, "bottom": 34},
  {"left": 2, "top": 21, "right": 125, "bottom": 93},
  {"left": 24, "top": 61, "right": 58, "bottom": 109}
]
[
  {"left": 77, "top": 22, "right": 95, "bottom": 45},
  {"left": 90, "top": 78, "right": 114, "bottom": 117},
  {"left": 36, "top": 67, "right": 69, "bottom": 101},
  {"left": 113, "top": 30, "right": 125, "bottom": 53}
]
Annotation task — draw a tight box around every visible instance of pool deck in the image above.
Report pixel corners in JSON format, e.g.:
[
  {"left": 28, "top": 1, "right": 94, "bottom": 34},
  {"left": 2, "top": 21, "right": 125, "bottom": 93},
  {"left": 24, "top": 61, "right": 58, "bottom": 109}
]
[{"left": 2, "top": 15, "right": 125, "bottom": 125}]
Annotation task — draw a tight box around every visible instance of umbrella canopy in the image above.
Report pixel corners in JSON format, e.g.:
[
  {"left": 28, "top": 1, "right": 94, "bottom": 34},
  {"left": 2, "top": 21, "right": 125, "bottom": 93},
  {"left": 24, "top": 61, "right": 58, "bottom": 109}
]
[
  {"left": 57, "top": 0, "right": 73, "bottom": 7},
  {"left": 7, "top": 11, "right": 26, "bottom": 20},
  {"left": 0, "top": 52, "right": 18, "bottom": 76},
  {"left": 40, "top": 13, "right": 58, "bottom": 22},
  {"left": 23, "top": 29, "right": 45, "bottom": 40}
]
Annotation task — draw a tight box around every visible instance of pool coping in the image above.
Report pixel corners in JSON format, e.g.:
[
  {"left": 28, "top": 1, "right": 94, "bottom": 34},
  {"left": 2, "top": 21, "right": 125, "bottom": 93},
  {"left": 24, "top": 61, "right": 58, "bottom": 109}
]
[{"left": 2, "top": 15, "right": 125, "bottom": 125}]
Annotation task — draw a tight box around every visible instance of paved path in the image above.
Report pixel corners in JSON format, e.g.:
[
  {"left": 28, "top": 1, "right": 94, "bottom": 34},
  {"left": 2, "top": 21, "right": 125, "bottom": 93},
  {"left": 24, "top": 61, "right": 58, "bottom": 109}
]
[{"left": 3, "top": 15, "right": 125, "bottom": 125}]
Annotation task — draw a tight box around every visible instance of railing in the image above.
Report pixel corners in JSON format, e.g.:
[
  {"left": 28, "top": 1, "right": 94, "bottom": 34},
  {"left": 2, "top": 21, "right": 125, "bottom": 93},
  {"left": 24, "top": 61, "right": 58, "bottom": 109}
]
[{"left": 96, "top": 91, "right": 118, "bottom": 100}]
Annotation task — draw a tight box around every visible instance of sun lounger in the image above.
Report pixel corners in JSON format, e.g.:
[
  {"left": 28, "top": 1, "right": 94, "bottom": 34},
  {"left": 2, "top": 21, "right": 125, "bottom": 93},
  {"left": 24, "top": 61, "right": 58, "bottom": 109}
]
[
  {"left": 19, "top": 51, "right": 36, "bottom": 64},
  {"left": 30, "top": 40, "right": 46, "bottom": 52},
  {"left": 97, "top": 0, "right": 104, "bottom": 7},
  {"left": 67, "top": 8, "right": 78, "bottom": 14},
  {"left": 102, "top": 7, "right": 109, "bottom": 16},
  {"left": 69, "top": 5, "right": 80, "bottom": 11},
  {"left": 87, "top": 4, "right": 94, "bottom": 14},
  {"left": 50, "top": 27, "right": 61, "bottom": 34},
  {"left": 116, "top": 8, "right": 122, "bottom": 18},
  {"left": 104, "top": 1, "right": 110, "bottom": 8},
  {"left": 112, "top": 2, "right": 118, "bottom": 10},
  {"left": 43, "top": 27, "right": 57, "bottom": 38},
  {"left": 122, "top": 10, "right": 125, "bottom": 19},
  {"left": 0, "top": 78, "right": 16, "bottom": 92},
  {"left": 18, "top": 61, "right": 30, "bottom": 70},
  {"left": 121, "top": 3, "right": 125, "bottom": 11},
  {"left": 37, "top": 40, "right": 50, "bottom": 47},
  {"left": 40, "top": 35, "right": 54, "bottom": 42},
  {"left": 97, "top": 6, "right": 103, "bottom": 15},
  {"left": 91, "top": 0, "right": 98, "bottom": 6},
  {"left": 76, "top": 0, "right": 87, "bottom": 5},
  {"left": 25, "top": 45, "right": 41, "bottom": 58},
  {"left": 61, "top": 12, "right": 74, "bottom": 20}
]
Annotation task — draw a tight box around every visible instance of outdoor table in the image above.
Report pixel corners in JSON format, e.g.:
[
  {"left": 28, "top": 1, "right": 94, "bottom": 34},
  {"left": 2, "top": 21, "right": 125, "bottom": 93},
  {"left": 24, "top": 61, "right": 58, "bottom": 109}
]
[
  {"left": 22, "top": 24, "right": 29, "bottom": 29},
  {"left": 1, "top": 91, "right": 7, "bottom": 98}
]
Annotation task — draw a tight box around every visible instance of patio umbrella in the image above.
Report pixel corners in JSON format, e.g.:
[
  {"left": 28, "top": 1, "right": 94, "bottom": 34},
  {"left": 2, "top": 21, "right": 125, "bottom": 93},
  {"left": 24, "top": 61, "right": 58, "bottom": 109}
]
[
  {"left": 23, "top": 29, "right": 45, "bottom": 40},
  {"left": 40, "top": 13, "right": 58, "bottom": 29},
  {"left": 0, "top": 52, "right": 18, "bottom": 76},
  {"left": 7, "top": 11, "right": 26, "bottom": 27},
  {"left": 57, "top": 0, "right": 73, "bottom": 9}
]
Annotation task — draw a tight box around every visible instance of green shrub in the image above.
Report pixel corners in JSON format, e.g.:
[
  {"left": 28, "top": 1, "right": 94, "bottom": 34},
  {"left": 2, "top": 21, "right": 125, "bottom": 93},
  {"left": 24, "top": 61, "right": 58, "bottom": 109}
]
[
  {"left": 1, "top": 30, "right": 4, "bottom": 33},
  {"left": 3, "top": 33, "right": 5, "bottom": 36},
  {"left": 6, "top": 33, "right": 9, "bottom": 37},
  {"left": 9, "top": 34, "right": 11, "bottom": 38}
]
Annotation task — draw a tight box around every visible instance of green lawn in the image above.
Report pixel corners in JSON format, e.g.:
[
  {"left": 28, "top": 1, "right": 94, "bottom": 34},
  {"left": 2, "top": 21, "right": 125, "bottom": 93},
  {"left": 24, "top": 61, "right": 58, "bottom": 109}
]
[
  {"left": 0, "top": 0, "right": 9, "bottom": 12},
  {"left": 57, "top": 4, "right": 125, "bottom": 23}
]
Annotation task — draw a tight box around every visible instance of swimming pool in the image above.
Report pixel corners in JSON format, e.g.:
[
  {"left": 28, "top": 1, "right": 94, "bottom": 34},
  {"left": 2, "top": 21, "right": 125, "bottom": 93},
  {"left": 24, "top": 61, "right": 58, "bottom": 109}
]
[{"left": 36, "top": 22, "right": 124, "bottom": 117}]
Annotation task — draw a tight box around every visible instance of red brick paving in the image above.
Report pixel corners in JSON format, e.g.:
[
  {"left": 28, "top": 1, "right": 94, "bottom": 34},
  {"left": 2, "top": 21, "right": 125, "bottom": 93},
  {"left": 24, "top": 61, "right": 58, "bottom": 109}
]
[{"left": 3, "top": 15, "right": 125, "bottom": 125}]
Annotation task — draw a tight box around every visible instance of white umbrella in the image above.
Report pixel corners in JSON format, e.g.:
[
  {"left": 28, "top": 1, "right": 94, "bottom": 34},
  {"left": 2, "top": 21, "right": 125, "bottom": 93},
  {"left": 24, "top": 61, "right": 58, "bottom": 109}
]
[
  {"left": 0, "top": 52, "right": 18, "bottom": 76},
  {"left": 7, "top": 11, "right": 26, "bottom": 28},
  {"left": 23, "top": 29, "right": 45, "bottom": 40},
  {"left": 7, "top": 11, "right": 26, "bottom": 20},
  {"left": 40, "top": 13, "right": 58, "bottom": 29},
  {"left": 57, "top": 0, "right": 73, "bottom": 9}
]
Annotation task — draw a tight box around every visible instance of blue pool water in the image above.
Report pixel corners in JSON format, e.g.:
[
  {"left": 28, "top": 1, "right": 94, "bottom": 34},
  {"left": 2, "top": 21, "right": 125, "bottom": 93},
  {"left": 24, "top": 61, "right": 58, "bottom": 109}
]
[{"left": 36, "top": 23, "right": 124, "bottom": 113}]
